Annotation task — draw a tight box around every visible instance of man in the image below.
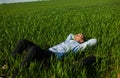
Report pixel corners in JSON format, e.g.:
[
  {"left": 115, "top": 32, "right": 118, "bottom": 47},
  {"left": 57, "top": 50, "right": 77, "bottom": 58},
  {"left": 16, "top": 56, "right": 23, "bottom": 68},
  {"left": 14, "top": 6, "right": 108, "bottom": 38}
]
[
  {"left": 2, "top": 33, "right": 97, "bottom": 68},
  {"left": 49, "top": 33, "right": 97, "bottom": 59}
]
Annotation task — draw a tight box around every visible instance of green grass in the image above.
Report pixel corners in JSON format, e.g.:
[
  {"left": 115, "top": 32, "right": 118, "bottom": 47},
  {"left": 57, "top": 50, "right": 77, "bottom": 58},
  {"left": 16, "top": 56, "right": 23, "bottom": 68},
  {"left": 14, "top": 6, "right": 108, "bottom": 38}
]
[{"left": 0, "top": 0, "right": 120, "bottom": 78}]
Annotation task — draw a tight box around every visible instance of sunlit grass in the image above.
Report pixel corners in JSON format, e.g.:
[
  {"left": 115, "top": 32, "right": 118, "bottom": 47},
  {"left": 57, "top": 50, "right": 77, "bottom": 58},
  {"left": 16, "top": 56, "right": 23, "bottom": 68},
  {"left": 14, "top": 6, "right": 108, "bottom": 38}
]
[{"left": 0, "top": 0, "right": 120, "bottom": 78}]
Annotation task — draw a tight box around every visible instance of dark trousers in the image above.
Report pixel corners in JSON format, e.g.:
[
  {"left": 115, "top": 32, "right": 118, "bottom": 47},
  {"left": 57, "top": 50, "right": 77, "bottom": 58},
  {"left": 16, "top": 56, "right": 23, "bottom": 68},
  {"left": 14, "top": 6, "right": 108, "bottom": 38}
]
[{"left": 12, "top": 39, "right": 55, "bottom": 67}]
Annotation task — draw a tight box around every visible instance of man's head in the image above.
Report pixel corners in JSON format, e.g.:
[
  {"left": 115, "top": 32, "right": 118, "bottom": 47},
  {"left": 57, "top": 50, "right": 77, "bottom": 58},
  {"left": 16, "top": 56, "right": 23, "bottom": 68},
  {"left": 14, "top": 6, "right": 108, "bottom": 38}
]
[{"left": 74, "top": 33, "right": 85, "bottom": 43}]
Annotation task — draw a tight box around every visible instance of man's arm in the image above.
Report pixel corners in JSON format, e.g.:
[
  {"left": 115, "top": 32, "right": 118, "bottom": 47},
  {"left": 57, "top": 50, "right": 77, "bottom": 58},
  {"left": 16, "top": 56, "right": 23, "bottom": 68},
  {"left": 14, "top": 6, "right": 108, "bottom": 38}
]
[
  {"left": 65, "top": 34, "right": 74, "bottom": 42},
  {"left": 80, "top": 39, "right": 97, "bottom": 51}
]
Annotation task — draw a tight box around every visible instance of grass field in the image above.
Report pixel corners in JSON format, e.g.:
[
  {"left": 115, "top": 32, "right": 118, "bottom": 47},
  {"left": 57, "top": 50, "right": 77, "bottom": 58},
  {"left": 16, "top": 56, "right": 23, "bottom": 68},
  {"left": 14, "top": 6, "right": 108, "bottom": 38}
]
[{"left": 0, "top": 0, "right": 120, "bottom": 78}]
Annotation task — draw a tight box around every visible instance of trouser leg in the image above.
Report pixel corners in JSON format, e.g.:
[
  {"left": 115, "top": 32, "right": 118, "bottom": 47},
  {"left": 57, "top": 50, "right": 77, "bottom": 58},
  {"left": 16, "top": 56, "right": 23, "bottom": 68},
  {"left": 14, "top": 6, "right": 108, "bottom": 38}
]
[
  {"left": 21, "top": 46, "right": 55, "bottom": 67},
  {"left": 21, "top": 46, "right": 41, "bottom": 67},
  {"left": 12, "top": 39, "right": 36, "bottom": 59},
  {"left": 12, "top": 39, "right": 55, "bottom": 67}
]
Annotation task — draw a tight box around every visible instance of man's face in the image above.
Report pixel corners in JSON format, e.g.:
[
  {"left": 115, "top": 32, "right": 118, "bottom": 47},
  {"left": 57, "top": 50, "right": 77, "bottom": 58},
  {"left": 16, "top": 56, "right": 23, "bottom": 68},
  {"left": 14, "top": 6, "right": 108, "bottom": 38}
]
[{"left": 74, "top": 34, "right": 84, "bottom": 43}]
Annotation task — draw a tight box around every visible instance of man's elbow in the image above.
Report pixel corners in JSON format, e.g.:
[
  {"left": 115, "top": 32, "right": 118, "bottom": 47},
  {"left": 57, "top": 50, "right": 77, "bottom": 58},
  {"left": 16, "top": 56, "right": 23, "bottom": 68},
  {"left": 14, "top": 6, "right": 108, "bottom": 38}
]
[
  {"left": 91, "top": 39, "right": 97, "bottom": 45},
  {"left": 88, "top": 39, "right": 97, "bottom": 46}
]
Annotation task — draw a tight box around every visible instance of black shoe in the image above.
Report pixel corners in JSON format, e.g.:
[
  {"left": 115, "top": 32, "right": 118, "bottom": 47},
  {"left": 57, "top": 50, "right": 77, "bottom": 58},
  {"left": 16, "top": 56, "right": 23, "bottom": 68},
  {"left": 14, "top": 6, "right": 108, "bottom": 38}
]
[{"left": 80, "top": 55, "right": 96, "bottom": 68}]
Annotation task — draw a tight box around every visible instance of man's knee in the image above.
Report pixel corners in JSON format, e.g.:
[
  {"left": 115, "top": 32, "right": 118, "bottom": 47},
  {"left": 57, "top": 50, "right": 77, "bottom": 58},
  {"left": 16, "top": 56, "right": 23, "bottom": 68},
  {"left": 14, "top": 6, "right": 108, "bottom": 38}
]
[
  {"left": 18, "top": 39, "right": 27, "bottom": 44},
  {"left": 17, "top": 39, "right": 30, "bottom": 47}
]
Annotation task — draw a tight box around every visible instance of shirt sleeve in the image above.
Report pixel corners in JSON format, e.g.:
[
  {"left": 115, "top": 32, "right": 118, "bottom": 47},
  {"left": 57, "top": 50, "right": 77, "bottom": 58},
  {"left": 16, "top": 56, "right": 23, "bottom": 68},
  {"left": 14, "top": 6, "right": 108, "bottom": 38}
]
[
  {"left": 80, "top": 39, "right": 97, "bottom": 51},
  {"left": 65, "top": 34, "right": 74, "bottom": 42}
]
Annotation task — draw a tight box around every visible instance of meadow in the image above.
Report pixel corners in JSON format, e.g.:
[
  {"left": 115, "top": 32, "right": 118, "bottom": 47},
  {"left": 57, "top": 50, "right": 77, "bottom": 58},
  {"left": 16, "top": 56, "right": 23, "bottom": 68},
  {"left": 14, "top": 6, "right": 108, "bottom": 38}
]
[{"left": 0, "top": 0, "right": 120, "bottom": 78}]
